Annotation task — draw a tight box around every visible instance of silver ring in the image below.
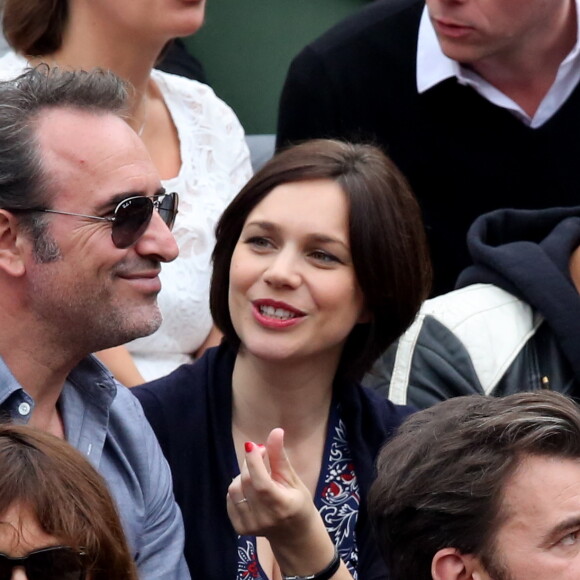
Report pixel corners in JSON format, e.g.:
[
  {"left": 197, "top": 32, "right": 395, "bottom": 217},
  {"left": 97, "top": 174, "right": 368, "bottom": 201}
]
[{"left": 235, "top": 497, "right": 248, "bottom": 505}]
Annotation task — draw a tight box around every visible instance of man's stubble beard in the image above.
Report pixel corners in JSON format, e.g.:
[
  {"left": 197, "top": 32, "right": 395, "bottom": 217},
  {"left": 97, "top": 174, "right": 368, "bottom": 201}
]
[{"left": 27, "top": 262, "right": 163, "bottom": 356}]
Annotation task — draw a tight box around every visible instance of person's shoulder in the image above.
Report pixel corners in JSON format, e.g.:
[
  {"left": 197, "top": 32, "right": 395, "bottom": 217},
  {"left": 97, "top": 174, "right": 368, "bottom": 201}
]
[
  {"left": 0, "top": 51, "right": 28, "bottom": 80},
  {"left": 341, "top": 377, "right": 413, "bottom": 433},
  {"left": 109, "top": 379, "right": 153, "bottom": 424},
  {"left": 133, "top": 345, "right": 234, "bottom": 408},
  {"left": 133, "top": 352, "right": 210, "bottom": 406},
  {"left": 416, "top": 284, "right": 539, "bottom": 392},
  {"left": 421, "top": 283, "right": 533, "bottom": 332},
  {"left": 306, "top": 0, "right": 423, "bottom": 56},
  {"left": 152, "top": 68, "right": 211, "bottom": 98},
  {"left": 152, "top": 68, "right": 240, "bottom": 122},
  {"left": 357, "top": 382, "right": 414, "bottom": 423}
]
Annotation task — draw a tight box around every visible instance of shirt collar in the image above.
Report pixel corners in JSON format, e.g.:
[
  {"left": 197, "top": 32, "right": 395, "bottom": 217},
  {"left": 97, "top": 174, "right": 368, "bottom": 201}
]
[
  {"left": 416, "top": 6, "right": 459, "bottom": 93},
  {"left": 0, "top": 353, "right": 117, "bottom": 416},
  {"left": 416, "top": 2, "right": 580, "bottom": 94},
  {"left": 0, "top": 356, "right": 29, "bottom": 404},
  {"left": 65, "top": 355, "right": 118, "bottom": 401}
]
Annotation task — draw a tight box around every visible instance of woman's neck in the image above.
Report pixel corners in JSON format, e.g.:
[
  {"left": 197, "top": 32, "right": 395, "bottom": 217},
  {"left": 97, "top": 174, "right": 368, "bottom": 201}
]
[
  {"left": 35, "top": 4, "right": 167, "bottom": 124},
  {"left": 231, "top": 352, "right": 336, "bottom": 446}
]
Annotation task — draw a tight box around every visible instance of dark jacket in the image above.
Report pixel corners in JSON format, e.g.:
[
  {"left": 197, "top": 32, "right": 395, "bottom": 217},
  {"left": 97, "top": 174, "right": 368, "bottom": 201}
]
[
  {"left": 364, "top": 206, "right": 580, "bottom": 408},
  {"left": 134, "top": 344, "right": 411, "bottom": 579}
]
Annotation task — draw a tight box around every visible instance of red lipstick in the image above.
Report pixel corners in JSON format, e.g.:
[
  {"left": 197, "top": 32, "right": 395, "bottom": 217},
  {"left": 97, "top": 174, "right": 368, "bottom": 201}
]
[{"left": 252, "top": 299, "right": 306, "bottom": 329}]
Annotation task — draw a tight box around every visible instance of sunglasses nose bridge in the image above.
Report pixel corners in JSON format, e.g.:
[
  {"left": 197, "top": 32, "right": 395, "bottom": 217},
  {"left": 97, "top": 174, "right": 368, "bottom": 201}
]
[{"left": 8, "top": 564, "right": 26, "bottom": 579}]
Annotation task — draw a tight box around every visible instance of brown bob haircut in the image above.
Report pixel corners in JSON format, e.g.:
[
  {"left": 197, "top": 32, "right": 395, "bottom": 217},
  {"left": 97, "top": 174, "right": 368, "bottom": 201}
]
[
  {"left": 0, "top": 423, "right": 138, "bottom": 580},
  {"left": 368, "top": 392, "right": 580, "bottom": 580},
  {"left": 210, "top": 139, "right": 431, "bottom": 380}
]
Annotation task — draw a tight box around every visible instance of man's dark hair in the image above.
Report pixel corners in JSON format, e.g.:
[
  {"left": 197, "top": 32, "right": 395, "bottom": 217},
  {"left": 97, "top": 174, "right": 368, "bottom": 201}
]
[
  {"left": 368, "top": 392, "right": 580, "bottom": 580},
  {"left": 0, "top": 65, "right": 128, "bottom": 260},
  {"left": 210, "top": 138, "right": 431, "bottom": 380}
]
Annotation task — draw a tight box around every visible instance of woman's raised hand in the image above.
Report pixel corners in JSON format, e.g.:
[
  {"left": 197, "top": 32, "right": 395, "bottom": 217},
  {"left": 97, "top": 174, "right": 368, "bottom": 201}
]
[
  {"left": 227, "top": 427, "right": 317, "bottom": 540},
  {"left": 227, "top": 428, "right": 350, "bottom": 579}
]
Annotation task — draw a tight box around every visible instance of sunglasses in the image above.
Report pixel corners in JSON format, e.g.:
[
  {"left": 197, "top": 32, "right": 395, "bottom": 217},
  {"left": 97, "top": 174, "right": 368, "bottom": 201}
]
[
  {"left": 0, "top": 545, "right": 87, "bottom": 580},
  {"left": 7, "top": 192, "right": 179, "bottom": 249}
]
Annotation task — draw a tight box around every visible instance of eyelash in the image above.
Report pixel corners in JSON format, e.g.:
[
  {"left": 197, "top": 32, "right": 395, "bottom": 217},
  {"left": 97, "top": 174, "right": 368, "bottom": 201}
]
[
  {"left": 308, "top": 250, "right": 342, "bottom": 264},
  {"left": 559, "top": 531, "right": 580, "bottom": 546},
  {"left": 245, "top": 236, "right": 273, "bottom": 249},
  {"left": 244, "top": 237, "right": 343, "bottom": 265}
]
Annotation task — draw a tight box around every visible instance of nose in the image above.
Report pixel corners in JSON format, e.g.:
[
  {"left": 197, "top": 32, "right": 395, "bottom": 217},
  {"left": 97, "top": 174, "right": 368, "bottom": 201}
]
[
  {"left": 263, "top": 248, "right": 301, "bottom": 289},
  {"left": 134, "top": 210, "right": 179, "bottom": 263}
]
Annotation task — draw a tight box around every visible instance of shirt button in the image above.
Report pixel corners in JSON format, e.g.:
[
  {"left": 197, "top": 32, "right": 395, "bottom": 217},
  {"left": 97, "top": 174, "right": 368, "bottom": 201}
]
[{"left": 18, "top": 402, "right": 31, "bottom": 416}]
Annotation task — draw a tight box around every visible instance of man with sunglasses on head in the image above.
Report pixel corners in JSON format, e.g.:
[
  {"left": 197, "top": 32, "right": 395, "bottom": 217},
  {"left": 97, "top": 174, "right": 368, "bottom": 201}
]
[{"left": 0, "top": 66, "right": 189, "bottom": 579}]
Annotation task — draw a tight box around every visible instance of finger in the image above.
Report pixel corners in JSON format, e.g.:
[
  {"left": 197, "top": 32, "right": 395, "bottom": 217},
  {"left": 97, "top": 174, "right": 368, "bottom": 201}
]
[
  {"left": 227, "top": 474, "right": 247, "bottom": 506},
  {"left": 266, "top": 428, "right": 299, "bottom": 486},
  {"left": 226, "top": 489, "right": 250, "bottom": 534},
  {"left": 242, "top": 441, "right": 275, "bottom": 493}
]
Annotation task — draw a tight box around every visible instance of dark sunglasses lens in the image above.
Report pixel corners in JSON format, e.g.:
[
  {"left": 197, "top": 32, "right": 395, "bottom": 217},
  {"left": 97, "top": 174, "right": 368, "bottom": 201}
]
[
  {"left": 0, "top": 548, "right": 86, "bottom": 580},
  {"left": 112, "top": 197, "right": 153, "bottom": 249},
  {"left": 28, "top": 548, "right": 85, "bottom": 580},
  {"left": 157, "top": 192, "right": 178, "bottom": 230},
  {"left": 0, "top": 558, "right": 12, "bottom": 580}
]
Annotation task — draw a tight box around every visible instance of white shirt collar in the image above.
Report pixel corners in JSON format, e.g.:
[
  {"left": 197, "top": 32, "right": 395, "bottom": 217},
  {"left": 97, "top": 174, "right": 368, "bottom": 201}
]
[
  {"left": 416, "top": 2, "right": 580, "bottom": 127},
  {"left": 416, "top": 6, "right": 459, "bottom": 93}
]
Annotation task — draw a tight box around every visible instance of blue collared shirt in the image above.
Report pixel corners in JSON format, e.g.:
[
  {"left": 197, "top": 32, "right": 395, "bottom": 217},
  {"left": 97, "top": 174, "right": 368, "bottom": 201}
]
[{"left": 0, "top": 355, "right": 190, "bottom": 580}]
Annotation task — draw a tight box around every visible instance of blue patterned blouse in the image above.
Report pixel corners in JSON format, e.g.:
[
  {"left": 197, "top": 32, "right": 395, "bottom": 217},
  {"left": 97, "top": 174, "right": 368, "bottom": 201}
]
[{"left": 236, "top": 405, "right": 359, "bottom": 579}]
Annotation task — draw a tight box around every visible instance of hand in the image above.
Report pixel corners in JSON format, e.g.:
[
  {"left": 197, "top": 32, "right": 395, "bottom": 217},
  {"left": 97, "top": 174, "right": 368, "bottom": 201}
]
[
  {"left": 227, "top": 428, "right": 318, "bottom": 541},
  {"left": 227, "top": 428, "right": 350, "bottom": 579}
]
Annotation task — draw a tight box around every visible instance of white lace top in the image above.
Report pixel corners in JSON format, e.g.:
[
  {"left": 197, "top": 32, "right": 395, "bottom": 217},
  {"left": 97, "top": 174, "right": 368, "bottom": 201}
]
[{"left": 0, "top": 52, "right": 253, "bottom": 380}]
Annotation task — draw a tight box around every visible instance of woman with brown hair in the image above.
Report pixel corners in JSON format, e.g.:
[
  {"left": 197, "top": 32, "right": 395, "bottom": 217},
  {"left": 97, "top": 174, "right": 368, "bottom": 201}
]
[
  {"left": 0, "top": 0, "right": 252, "bottom": 384},
  {"left": 0, "top": 423, "right": 137, "bottom": 579},
  {"left": 134, "top": 139, "right": 431, "bottom": 579}
]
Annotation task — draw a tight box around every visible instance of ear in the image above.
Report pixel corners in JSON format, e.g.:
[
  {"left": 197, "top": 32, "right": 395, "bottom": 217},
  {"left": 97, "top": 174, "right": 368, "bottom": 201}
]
[
  {"left": 432, "top": 548, "right": 490, "bottom": 580},
  {"left": 0, "top": 210, "right": 28, "bottom": 277}
]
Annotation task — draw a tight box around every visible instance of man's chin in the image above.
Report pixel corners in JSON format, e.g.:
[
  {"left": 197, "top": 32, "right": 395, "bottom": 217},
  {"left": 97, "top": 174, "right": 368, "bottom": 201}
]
[
  {"left": 104, "top": 307, "right": 163, "bottom": 347},
  {"left": 128, "top": 309, "right": 163, "bottom": 340}
]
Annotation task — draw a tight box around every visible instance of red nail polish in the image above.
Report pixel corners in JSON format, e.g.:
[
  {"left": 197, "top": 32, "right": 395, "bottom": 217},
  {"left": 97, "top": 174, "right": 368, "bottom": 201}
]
[
  {"left": 258, "top": 444, "right": 265, "bottom": 448},
  {"left": 245, "top": 441, "right": 254, "bottom": 453}
]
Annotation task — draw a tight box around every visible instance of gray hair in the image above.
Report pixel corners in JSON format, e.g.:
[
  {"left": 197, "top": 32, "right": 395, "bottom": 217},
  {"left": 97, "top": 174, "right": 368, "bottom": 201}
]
[
  {"left": 368, "top": 392, "right": 580, "bottom": 580},
  {"left": 0, "top": 65, "right": 128, "bottom": 260}
]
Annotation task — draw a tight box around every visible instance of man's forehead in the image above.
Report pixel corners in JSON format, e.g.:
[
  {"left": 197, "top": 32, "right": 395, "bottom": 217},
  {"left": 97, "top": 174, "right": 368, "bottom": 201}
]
[
  {"left": 35, "top": 106, "right": 131, "bottom": 163},
  {"left": 34, "top": 106, "right": 161, "bottom": 201},
  {"left": 498, "top": 455, "right": 580, "bottom": 535}
]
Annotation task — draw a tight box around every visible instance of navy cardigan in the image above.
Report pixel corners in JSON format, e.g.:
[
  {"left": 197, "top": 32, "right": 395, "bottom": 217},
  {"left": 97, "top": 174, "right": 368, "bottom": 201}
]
[{"left": 133, "top": 344, "right": 411, "bottom": 579}]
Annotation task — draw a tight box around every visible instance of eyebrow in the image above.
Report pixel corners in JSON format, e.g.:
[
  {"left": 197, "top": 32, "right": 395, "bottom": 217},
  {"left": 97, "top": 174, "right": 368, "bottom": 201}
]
[
  {"left": 541, "top": 515, "right": 580, "bottom": 545},
  {"left": 95, "top": 187, "right": 166, "bottom": 213},
  {"left": 244, "top": 220, "right": 350, "bottom": 250}
]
